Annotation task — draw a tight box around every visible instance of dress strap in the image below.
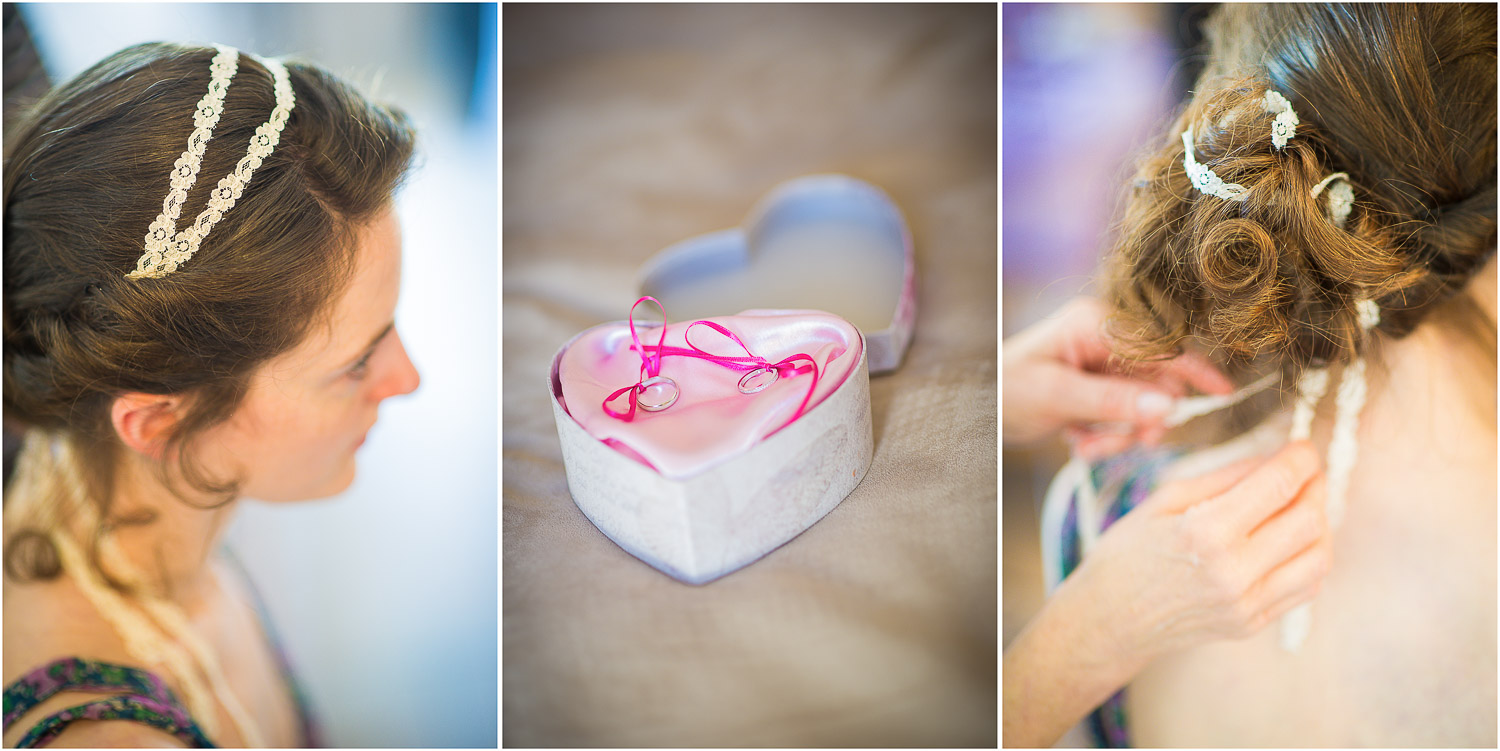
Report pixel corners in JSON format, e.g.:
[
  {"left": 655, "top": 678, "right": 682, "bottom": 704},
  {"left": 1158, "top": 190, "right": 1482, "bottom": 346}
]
[
  {"left": 219, "top": 547, "right": 322, "bottom": 747},
  {"left": 14, "top": 695, "right": 214, "bottom": 748},
  {"left": 3, "top": 658, "right": 213, "bottom": 747},
  {"left": 1043, "top": 449, "right": 1179, "bottom": 749}
]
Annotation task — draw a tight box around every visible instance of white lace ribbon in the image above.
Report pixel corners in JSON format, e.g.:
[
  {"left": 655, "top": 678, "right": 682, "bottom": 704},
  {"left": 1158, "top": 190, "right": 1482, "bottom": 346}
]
[
  {"left": 1278, "top": 300, "right": 1378, "bottom": 653},
  {"left": 1311, "top": 172, "right": 1354, "bottom": 229},
  {"left": 128, "top": 46, "right": 297, "bottom": 279},
  {"left": 1264, "top": 90, "right": 1300, "bottom": 150},
  {"left": 1186, "top": 87, "right": 1356, "bottom": 230},
  {"left": 1182, "top": 125, "right": 1250, "bottom": 201},
  {"left": 1182, "top": 89, "right": 1301, "bottom": 201}
]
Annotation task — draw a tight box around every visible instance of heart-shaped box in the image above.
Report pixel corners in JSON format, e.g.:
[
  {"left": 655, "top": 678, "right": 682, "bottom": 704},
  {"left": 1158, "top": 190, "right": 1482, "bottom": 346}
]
[
  {"left": 550, "top": 175, "right": 913, "bottom": 584},
  {"left": 639, "top": 174, "right": 915, "bottom": 374},
  {"left": 549, "top": 323, "right": 873, "bottom": 584}
]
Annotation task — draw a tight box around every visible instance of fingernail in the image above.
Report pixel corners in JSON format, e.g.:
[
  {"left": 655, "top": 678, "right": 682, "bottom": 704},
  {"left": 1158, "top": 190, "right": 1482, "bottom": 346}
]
[{"left": 1136, "top": 391, "right": 1173, "bottom": 417}]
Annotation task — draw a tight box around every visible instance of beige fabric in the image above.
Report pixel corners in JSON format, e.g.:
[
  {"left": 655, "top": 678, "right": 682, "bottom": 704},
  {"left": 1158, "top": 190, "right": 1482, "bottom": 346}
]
[{"left": 502, "top": 5, "right": 997, "bottom": 747}]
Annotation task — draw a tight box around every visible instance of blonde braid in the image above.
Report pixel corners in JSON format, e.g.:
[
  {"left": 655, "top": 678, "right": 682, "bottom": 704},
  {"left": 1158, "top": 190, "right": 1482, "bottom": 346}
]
[{"left": 11, "top": 432, "right": 266, "bottom": 746}]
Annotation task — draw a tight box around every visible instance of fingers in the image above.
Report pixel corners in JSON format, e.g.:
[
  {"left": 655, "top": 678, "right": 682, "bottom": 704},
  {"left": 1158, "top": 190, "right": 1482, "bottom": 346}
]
[
  {"left": 1136, "top": 421, "right": 1170, "bottom": 449},
  {"left": 1246, "top": 533, "right": 1333, "bottom": 630},
  {"left": 1051, "top": 297, "right": 1112, "bottom": 366},
  {"left": 1047, "top": 366, "right": 1177, "bottom": 427},
  {"left": 1061, "top": 328, "right": 1230, "bottom": 401},
  {"left": 1140, "top": 453, "right": 1266, "bottom": 514},
  {"left": 1067, "top": 428, "right": 1132, "bottom": 461},
  {"left": 1045, "top": 295, "right": 1233, "bottom": 426},
  {"left": 1214, "top": 441, "right": 1322, "bottom": 534},
  {"left": 1152, "top": 349, "right": 1237, "bottom": 396},
  {"left": 1244, "top": 473, "right": 1328, "bottom": 575},
  {"left": 1068, "top": 420, "right": 1172, "bottom": 461}
]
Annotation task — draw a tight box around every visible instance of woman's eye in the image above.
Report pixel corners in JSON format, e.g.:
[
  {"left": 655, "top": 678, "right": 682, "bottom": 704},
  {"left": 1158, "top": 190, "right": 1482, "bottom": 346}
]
[{"left": 347, "top": 351, "right": 375, "bottom": 380}]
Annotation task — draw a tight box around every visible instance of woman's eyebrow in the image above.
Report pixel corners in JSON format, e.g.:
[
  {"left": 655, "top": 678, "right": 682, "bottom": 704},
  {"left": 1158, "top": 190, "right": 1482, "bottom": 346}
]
[{"left": 338, "top": 321, "right": 395, "bottom": 369}]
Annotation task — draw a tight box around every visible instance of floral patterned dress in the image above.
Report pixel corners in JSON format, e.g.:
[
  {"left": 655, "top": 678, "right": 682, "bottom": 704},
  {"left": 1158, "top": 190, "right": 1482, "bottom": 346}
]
[{"left": 1, "top": 552, "right": 319, "bottom": 748}]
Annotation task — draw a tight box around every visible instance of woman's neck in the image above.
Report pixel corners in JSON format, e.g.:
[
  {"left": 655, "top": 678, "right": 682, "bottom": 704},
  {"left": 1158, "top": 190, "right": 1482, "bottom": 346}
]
[
  {"left": 1360, "top": 258, "right": 1498, "bottom": 462},
  {"left": 78, "top": 451, "right": 239, "bottom": 611},
  {"left": 1165, "top": 258, "right": 1496, "bottom": 486},
  {"left": 1470, "top": 255, "right": 1497, "bottom": 327}
]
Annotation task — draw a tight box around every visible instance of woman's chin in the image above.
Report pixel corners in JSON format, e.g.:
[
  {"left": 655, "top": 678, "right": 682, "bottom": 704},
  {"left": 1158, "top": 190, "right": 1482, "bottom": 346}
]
[
  {"left": 249, "top": 459, "right": 359, "bottom": 503},
  {"left": 322, "top": 458, "right": 359, "bottom": 498}
]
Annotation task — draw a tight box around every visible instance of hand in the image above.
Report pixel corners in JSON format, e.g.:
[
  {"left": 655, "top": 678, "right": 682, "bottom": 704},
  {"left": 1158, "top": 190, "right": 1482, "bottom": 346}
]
[
  {"left": 1065, "top": 440, "right": 1332, "bottom": 672},
  {"left": 1002, "top": 297, "right": 1234, "bottom": 456},
  {"left": 1003, "top": 441, "right": 1331, "bottom": 747}
]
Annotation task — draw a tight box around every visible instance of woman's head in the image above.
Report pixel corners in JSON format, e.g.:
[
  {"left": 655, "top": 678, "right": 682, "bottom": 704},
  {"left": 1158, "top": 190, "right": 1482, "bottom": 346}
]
[
  {"left": 1104, "top": 4, "right": 1496, "bottom": 372},
  {"left": 122, "top": 206, "right": 421, "bottom": 503},
  {"left": 3, "top": 42, "right": 417, "bottom": 544}
]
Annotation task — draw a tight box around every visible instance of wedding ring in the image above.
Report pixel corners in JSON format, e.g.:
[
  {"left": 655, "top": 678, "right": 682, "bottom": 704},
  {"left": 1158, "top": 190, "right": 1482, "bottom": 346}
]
[
  {"left": 738, "top": 367, "right": 778, "bottom": 394},
  {"left": 636, "top": 376, "right": 679, "bottom": 412}
]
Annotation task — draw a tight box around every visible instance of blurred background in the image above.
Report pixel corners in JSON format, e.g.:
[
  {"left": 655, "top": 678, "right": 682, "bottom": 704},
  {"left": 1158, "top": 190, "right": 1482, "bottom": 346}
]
[
  {"left": 505, "top": 4, "right": 995, "bottom": 747},
  {"left": 7, "top": 3, "right": 497, "bottom": 747},
  {"left": 1001, "top": 3, "right": 1211, "bottom": 650}
]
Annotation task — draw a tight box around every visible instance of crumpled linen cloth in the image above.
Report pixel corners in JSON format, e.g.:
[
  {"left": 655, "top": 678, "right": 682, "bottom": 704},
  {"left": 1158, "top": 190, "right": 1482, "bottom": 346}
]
[{"left": 503, "top": 4, "right": 997, "bottom": 747}]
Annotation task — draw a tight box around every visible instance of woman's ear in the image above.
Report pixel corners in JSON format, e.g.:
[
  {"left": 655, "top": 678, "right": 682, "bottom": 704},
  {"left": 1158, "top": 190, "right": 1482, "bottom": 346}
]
[{"left": 110, "top": 393, "right": 184, "bottom": 459}]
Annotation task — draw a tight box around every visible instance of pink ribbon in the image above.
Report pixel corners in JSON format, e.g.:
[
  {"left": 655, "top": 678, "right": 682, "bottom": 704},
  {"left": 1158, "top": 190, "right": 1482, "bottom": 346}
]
[
  {"left": 602, "top": 297, "right": 670, "bottom": 422},
  {"left": 602, "top": 297, "right": 821, "bottom": 433}
]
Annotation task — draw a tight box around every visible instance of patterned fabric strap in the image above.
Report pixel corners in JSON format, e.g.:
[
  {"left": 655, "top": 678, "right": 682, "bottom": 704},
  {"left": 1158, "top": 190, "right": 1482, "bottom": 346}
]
[
  {"left": 2, "top": 658, "right": 213, "bottom": 748},
  {"left": 1055, "top": 450, "right": 1178, "bottom": 748},
  {"left": 16, "top": 695, "right": 215, "bottom": 748},
  {"left": 220, "top": 547, "right": 322, "bottom": 747}
]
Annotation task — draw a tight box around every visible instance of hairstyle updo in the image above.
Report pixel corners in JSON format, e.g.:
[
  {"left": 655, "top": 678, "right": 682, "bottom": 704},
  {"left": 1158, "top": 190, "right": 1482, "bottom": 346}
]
[
  {"left": 1104, "top": 3, "right": 1496, "bottom": 374},
  {"left": 3, "top": 42, "right": 416, "bottom": 581}
]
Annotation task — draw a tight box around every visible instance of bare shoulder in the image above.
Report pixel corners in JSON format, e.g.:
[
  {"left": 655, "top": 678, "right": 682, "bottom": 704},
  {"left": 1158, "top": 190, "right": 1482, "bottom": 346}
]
[
  {"left": 34, "top": 720, "right": 191, "bottom": 748},
  {"left": 4, "top": 573, "right": 133, "bottom": 677},
  {"left": 3, "top": 575, "right": 145, "bottom": 748}
]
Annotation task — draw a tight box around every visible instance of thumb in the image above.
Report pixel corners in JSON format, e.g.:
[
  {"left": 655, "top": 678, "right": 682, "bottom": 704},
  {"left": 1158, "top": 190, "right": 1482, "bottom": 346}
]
[
  {"left": 1141, "top": 452, "right": 1266, "bottom": 515},
  {"left": 1049, "top": 366, "right": 1176, "bottom": 427}
]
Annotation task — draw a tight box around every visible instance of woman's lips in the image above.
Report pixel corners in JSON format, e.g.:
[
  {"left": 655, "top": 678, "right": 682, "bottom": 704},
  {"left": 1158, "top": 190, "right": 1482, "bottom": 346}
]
[{"left": 355, "top": 416, "right": 378, "bottom": 449}]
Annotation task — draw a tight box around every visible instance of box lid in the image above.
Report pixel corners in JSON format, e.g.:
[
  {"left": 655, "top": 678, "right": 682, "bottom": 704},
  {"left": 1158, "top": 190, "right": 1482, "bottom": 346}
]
[{"left": 638, "top": 174, "right": 916, "bottom": 374}]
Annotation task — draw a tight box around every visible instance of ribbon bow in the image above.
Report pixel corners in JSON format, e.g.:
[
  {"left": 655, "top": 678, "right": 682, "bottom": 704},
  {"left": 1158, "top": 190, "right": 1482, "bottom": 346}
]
[{"left": 602, "top": 297, "right": 821, "bottom": 434}]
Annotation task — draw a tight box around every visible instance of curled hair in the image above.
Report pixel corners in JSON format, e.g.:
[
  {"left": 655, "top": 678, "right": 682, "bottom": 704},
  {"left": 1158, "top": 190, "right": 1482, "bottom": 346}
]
[
  {"left": 1104, "top": 4, "right": 1496, "bottom": 373},
  {"left": 3, "top": 42, "right": 416, "bottom": 583}
]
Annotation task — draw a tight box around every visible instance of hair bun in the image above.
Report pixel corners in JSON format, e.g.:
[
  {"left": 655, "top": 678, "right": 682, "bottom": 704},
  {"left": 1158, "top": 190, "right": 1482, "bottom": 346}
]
[
  {"left": 1108, "top": 5, "right": 1496, "bottom": 372},
  {"left": 1416, "top": 186, "right": 1497, "bottom": 276}
]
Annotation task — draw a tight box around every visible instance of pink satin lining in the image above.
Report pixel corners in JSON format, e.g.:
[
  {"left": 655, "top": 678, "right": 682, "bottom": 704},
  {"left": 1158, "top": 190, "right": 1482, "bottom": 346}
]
[{"left": 559, "top": 309, "right": 862, "bottom": 479}]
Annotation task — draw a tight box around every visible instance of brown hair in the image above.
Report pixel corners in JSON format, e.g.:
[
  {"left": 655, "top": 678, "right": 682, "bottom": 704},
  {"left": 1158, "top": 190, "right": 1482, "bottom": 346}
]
[
  {"left": 3, "top": 42, "right": 416, "bottom": 581},
  {"left": 1104, "top": 3, "right": 1496, "bottom": 374}
]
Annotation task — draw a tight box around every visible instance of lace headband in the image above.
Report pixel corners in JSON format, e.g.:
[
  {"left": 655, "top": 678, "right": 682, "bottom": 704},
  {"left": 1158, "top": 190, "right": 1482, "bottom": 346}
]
[{"left": 126, "top": 45, "right": 296, "bottom": 280}]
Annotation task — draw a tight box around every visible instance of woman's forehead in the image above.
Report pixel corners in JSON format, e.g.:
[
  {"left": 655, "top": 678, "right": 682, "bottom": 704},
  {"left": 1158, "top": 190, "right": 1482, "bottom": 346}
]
[
  {"left": 266, "top": 210, "right": 404, "bottom": 376},
  {"left": 338, "top": 210, "right": 403, "bottom": 322}
]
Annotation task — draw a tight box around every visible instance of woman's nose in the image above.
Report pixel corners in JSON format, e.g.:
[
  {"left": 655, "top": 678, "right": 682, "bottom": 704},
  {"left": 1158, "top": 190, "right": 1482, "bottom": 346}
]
[{"left": 370, "top": 331, "right": 420, "bottom": 402}]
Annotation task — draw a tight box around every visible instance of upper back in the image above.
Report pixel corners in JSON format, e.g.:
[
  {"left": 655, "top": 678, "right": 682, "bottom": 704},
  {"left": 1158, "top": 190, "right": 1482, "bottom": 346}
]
[{"left": 1126, "top": 403, "right": 1496, "bottom": 746}]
